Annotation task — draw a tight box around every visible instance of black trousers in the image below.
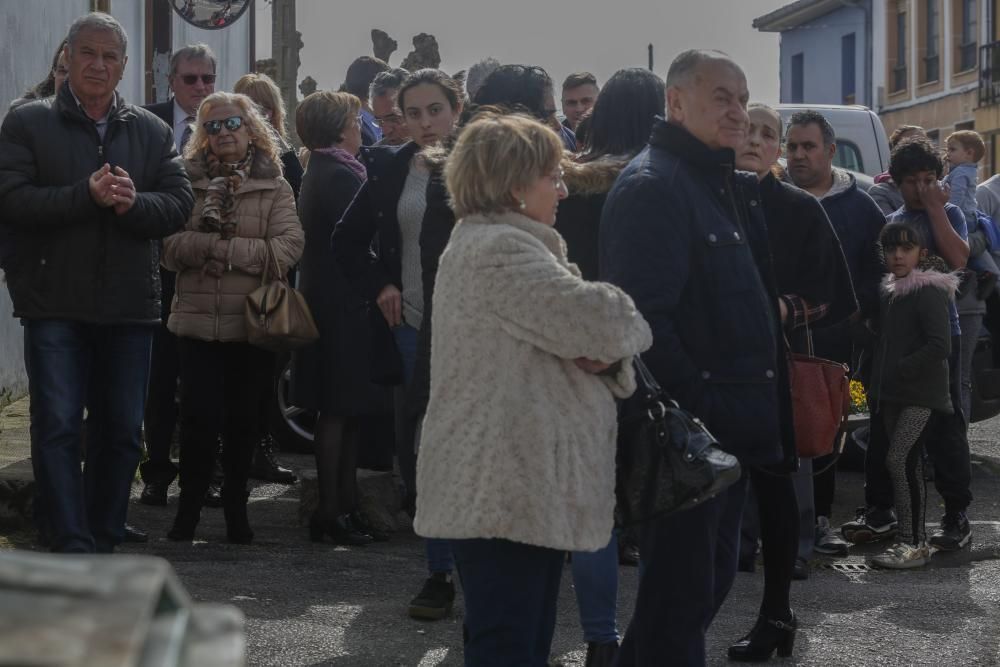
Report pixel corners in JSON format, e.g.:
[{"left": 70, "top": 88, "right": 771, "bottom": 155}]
[
  {"left": 617, "top": 475, "right": 748, "bottom": 666},
  {"left": 140, "top": 322, "right": 180, "bottom": 486},
  {"left": 866, "top": 334, "right": 973, "bottom": 514},
  {"left": 176, "top": 339, "right": 272, "bottom": 498}
]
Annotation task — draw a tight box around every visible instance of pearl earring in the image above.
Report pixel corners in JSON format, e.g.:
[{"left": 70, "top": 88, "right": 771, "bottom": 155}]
[{"left": 519, "top": 198, "right": 526, "bottom": 210}]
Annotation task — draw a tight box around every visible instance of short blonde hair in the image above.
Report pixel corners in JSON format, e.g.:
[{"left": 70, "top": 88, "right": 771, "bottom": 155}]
[
  {"left": 295, "top": 91, "right": 361, "bottom": 150},
  {"left": 947, "top": 129, "right": 986, "bottom": 163},
  {"left": 233, "top": 73, "right": 287, "bottom": 141},
  {"left": 184, "top": 92, "right": 281, "bottom": 166},
  {"left": 444, "top": 112, "right": 564, "bottom": 219}
]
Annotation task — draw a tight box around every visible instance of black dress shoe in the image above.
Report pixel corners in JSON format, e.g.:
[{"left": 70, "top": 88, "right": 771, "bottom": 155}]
[
  {"left": 203, "top": 483, "right": 223, "bottom": 508},
  {"left": 728, "top": 611, "right": 797, "bottom": 662},
  {"left": 350, "top": 511, "right": 390, "bottom": 542},
  {"left": 139, "top": 482, "right": 169, "bottom": 506},
  {"left": 123, "top": 523, "right": 148, "bottom": 543},
  {"left": 792, "top": 557, "right": 810, "bottom": 581},
  {"left": 249, "top": 435, "right": 298, "bottom": 484},
  {"left": 308, "top": 512, "right": 372, "bottom": 545},
  {"left": 585, "top": 640, "right": 619, "bottom": 667}
]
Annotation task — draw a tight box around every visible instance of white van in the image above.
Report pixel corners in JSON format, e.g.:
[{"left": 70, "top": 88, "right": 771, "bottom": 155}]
[{"left": 777, "top": 104, "right": 890, "bottom": 179}]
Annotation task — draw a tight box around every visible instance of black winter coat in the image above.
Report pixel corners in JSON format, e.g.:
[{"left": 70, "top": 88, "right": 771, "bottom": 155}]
[
  {"left": 289, "top": 153, "right": 375, "bottom": 415},
  {"left": 556, "top": 157, "right": 629, "bottom": 281},
  {"left": 332, "top": 142, "right": 421, "bottom": 302},
  {"left": 601, "top": 120, "right": 784, "bottom": 467},
  {"left": 0, "top": 85, "right": 194, "bottom": 324}
]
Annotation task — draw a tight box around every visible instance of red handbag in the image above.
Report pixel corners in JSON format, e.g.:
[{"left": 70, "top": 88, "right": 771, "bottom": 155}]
[{"left": 787, "top": 312, "right": 851, "bottom": 459}]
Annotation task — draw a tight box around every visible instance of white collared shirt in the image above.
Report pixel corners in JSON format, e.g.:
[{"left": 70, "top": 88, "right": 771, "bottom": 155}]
[{"left": 172, "top": 100, "right": 196, "bottom": 153}]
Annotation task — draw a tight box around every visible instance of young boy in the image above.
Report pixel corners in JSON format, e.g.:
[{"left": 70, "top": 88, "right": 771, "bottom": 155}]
[
  {"left": 843, "top": 136, "right": 974, "bottom": 552},
  {"left": 945, "top": 130, "right": 1000, "bottom": 280}
]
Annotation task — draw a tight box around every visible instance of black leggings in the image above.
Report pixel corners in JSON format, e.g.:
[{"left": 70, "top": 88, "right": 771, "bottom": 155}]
[{"left": 749, "top": 467, "right": 799, "bottom": 618}]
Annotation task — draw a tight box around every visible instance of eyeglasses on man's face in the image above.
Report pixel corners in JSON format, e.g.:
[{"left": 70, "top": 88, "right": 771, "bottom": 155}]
[
  {"left": 180, "top": 74, "right": 217, "bottom": 86},
  {"left": 374, "top": 114, "right": 404, "bottom": 128},
  {"left": 203, "top": 116, "right": 244, "bottom": 135}
]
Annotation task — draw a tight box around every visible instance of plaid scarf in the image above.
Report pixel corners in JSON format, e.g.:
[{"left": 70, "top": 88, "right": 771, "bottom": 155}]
[{"left": 201, "top": 145, "right": 254, "bottom": 240}]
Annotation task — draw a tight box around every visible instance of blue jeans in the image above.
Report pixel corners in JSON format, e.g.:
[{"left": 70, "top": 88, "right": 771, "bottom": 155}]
[
  {"left": 452, "top": 538, "right": 565, "bottom": 667},
  {"left": 572, "top": 532, "right": 619, "bottom": 644},
  {"left": 24, "top": 320, "right": 152, "bottom": 553},
  {"left": 395, "top": 324, "right": 454, "bottom": 574}
]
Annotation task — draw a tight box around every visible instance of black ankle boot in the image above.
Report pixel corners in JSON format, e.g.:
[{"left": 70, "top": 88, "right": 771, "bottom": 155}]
[
  {"left": 584, "top": 640, "right": 619, "bottom": 667},
  {"left": 727, "top": 611, "right": 797, "bottom": 662},
  {"left": 223, "top": 488, "right": 254, "bottom": 545},
  {"left": 167, "top": 495, "right": 203, "bottom": 542}
]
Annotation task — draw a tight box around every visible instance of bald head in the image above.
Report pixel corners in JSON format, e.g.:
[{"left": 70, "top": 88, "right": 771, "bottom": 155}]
[{"left": 665, "top": 50, "right": 749, "bottom": 151}]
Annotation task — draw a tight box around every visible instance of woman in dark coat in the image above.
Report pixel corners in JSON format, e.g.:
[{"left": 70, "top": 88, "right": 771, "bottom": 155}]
[
  {"left": 555, "top": 67, "right": 666, "bottom": 667},
  {"left": 729, "top": 103, "right": 857, "bottom": 661},
  {"left": 289, "top": 91, "right": 373, "bottom": 545}
]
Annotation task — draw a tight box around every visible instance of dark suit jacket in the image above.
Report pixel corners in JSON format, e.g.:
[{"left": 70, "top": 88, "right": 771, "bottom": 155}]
[
  {"left": 145, "top": 100, "right": 174, "bottom": 127},
  {"left": 144, "top": 99, "right": 178, "bottom": 318}
]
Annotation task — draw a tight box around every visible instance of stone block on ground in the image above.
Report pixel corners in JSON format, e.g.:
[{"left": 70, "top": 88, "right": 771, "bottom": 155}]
[{"left": 298, "top": 468, "right": 404, "bottom": 533}]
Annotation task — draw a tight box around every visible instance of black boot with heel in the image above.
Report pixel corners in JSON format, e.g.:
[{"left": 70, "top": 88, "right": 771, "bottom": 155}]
[
  {"left": 167, "top": 493, "right": 203, "bottom": 542},
  {"left": 223, "top": 487, "right": 254, "bottom": 545},
  {"left": 727, "top": 611, "right": 797, "bottom": 662}
]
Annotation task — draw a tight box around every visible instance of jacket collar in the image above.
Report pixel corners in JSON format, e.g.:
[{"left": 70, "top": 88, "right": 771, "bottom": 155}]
[
  {"left": 820, "top": 167, "right": 856, "bottom": 201},
  {"left": 56, "top": 80, "right": 133, "bottom": 125},
  {"left": 648, "top": 118, "right": 737, "bottom": 175},
  {"left": 464, "top": 211, "right": 568, "bottom": 262}
]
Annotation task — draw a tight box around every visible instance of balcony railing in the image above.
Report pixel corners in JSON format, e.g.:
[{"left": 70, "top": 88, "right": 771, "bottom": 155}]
[{"left": 980, "top": 41, "right": 1000, "bottom": 106}]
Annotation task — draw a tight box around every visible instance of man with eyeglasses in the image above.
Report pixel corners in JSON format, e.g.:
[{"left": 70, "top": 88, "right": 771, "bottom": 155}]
[
  {"left": 370, "top": 68, "right": 410, "bottom": 147},
  {"left": 0, "top": 13, "right": 193, "bottom": 553},
  {"left": 140, "top": 43, "right": 217, "bottom": 508}
]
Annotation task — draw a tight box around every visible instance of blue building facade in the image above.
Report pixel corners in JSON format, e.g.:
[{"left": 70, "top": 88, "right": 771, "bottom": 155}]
[{"left": 754, "top": 0, "right": 873, "bottom": 107}]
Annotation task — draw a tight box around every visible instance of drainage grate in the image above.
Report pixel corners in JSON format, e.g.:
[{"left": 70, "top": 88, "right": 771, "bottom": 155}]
[{"left": 817, "top": 562, "right": 873, "bottom": 573}]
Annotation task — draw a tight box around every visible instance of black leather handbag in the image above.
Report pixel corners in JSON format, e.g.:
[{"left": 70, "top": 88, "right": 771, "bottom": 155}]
[{"left": 615, "top": 358, "right": 743, "bottom": 527}]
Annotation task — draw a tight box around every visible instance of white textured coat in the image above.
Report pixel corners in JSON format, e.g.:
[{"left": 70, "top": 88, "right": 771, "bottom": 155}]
[{"left": 414, "top": 211, "right": 653, "bottom": 552}]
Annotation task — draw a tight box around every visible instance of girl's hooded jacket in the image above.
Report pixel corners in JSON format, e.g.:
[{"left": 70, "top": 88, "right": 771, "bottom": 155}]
[{"left": 869, "top": 269, "right": 959, "bottom": 414}]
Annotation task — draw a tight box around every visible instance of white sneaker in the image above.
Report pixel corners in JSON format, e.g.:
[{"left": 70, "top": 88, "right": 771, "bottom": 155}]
[
  {"left": 869, "top": 542, "right": 930, "bottom": 569},
  {"left": 814, "top": 516, "right": 850, "bottom": 556}
]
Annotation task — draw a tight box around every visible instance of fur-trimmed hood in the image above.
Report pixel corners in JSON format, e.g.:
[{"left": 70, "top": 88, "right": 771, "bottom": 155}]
[
  {"left": 562, "top": 156, "right": 630, "bottom": 196},
  {"left": 882, "top": 269, "right": 961, "bottom": 300}
]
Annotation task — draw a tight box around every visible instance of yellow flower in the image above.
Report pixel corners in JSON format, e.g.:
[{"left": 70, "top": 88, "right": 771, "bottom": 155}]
[{"left": 849, "top": 380, "right": 868, "bottom": 415}]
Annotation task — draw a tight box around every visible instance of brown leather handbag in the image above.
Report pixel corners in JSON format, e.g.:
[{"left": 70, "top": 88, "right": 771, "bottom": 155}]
[
  {"left": 245, "top": 240, "right": 319, "bottom": 351},
  {"left": 788, "top": 312, "right": 851, "bottom": 459}
]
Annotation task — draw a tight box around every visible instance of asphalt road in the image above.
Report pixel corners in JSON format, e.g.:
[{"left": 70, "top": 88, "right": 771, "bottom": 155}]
[{"left": 8, "top": 419, "right": 1000, "bottom": 665}]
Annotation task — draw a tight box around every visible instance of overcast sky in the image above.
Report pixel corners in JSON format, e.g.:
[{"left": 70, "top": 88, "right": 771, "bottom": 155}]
[{"left": 254, "top": 0, "right": 783, "bottom": 108}]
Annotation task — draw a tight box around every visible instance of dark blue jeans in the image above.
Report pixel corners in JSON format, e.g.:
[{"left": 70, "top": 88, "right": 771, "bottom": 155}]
[
  {"left": 618, "top": 475, "right": 749, "bottom": 666},
  {"left": 572, "top": 532, "right": 619, "bottom": 644},
  {"left": 452, "top": 538, "right": 565, "bottom": 667},
  {"left": 24, "top": 320, "right": 152, "bottom": 553}
]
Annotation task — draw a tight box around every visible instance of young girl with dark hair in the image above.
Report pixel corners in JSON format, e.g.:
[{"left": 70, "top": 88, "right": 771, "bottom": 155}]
[
  {"left": 868, "top": 221, "right": 958, "bottom": 568},
  {"left": 332, "top": 68, "right": 463, "bottom": 621}
]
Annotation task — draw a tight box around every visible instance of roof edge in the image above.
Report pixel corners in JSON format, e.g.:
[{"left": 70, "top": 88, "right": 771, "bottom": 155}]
[{"left": 753, "top": 0, "right": 853, "bottom": 32}]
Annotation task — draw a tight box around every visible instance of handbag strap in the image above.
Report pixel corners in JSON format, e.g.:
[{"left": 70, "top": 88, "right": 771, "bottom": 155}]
[{"left": 259, "top": 238, "right": 285, "bottom": 286}]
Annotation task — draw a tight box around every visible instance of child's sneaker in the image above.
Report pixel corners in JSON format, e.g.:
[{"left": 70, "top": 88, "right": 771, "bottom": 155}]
[
  {"left": 929, "top": 512, "right": 972, "bottom": 551},
  {"left": 868, "top": 542, "right": 930, "bottom": 569},
  {"left": 841, "top": 506, "right": 897, "bottom": 544}
]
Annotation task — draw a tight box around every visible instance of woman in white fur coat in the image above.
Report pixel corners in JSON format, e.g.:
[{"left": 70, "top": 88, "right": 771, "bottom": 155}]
[{"left": 414, "top": 112, "right": 652, "bottom": 666}]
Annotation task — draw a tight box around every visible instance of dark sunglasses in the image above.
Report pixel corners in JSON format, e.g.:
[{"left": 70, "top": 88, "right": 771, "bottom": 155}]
[
  {"left": 180, "top": 74, "right": 216, "bottom": 85},
  {"left": 203, "top": 116, "right": 244, "bottom": 135}
]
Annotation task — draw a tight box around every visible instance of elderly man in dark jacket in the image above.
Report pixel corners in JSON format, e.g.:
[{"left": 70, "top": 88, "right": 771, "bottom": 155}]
[
  {"left": 0, "top": 13, "right": 193, "bottom": 553},
  {"left": 601, "top": 50, "right": 786, "bottom": 665}
]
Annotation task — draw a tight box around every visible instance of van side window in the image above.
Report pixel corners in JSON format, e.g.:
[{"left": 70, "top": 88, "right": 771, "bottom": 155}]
[{"left": 834, "top": 140, "right": 864, "bottom": 173}]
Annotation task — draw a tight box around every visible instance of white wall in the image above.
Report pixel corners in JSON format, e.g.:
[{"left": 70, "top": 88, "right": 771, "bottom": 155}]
[
  {"left": 172, "top": 12, "right": 252, "bottom": 94},
  {"left": 0, "top": 0, "right": 92, "bottom": 405}
]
